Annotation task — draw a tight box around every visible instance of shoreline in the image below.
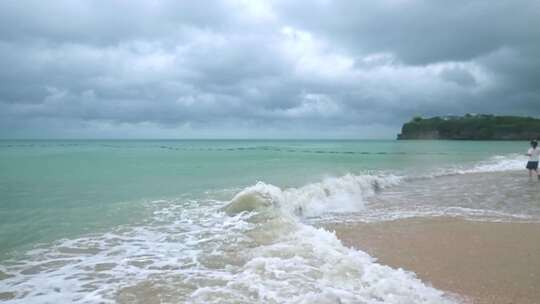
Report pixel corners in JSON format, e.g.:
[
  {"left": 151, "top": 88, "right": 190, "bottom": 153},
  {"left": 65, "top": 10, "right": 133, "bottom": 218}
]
[{"left": 325, "top": 217, "right": 540, "bottom": 304}]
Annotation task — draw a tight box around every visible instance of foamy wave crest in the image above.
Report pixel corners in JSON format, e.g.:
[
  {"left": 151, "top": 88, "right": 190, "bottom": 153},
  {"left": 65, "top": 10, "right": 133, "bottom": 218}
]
[
  {"left": 317, "top": 207, "right": 537, "bottom": 224},
  {"left": 0, "top": 195, "right": 458, "bottom": 304},
  {"left": 223, "top": 174, "right": 402, "bottom": 218},
  {"left": 196, "top": 175, "right": 456, "bottom": 301},
  {"left": 450, "top": 154, "right": 527, "bottom": 175},
  {"left": 0, "top": 201, "right": 259, "bottom": 303},
  {"left": 189, "top": 223, "right": 457, "bottom": 304}
]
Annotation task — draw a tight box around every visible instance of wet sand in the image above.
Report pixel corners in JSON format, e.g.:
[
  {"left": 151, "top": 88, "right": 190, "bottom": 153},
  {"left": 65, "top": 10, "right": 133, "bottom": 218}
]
[{"left": 325, "top": 218, "right": 540, "bottom": 304}]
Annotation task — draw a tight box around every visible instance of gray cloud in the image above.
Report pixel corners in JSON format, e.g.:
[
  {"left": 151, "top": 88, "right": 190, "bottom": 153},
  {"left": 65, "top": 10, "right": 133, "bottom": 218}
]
[
  {"left": 0, "top": 0, "right": 539, "bottom": 139},
  {"left": 276, "top": 0, "right": 540, "bottom": 64}
]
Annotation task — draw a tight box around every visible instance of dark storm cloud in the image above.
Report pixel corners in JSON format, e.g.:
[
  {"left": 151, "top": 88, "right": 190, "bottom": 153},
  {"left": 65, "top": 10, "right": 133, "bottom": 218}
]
[
  {"left": 276, "top": 0, "right": 540, "bottom": 64},
  {"left": 0, "top": 0, "right": 539, "bottom": 138}
]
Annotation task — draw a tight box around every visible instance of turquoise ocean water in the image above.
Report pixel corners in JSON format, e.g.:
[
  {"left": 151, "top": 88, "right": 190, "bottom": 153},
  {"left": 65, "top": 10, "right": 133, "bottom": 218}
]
[{"left": 0, "top": 140, "right": 538, "bottom": 303}]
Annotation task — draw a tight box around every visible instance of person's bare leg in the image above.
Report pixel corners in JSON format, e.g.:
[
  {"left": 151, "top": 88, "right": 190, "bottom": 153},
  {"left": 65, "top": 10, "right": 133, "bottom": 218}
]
[{"left": 529, "top": 169, "right": 533, "bottom": 180}]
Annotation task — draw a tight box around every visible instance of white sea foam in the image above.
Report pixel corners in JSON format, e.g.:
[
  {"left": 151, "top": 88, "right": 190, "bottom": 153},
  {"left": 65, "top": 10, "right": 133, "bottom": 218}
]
[
  {"left": 441, "top": 153, "right": 527, "bottom": 176},
  {"left": 188, "top": 222, "right": 456, "bottom": 304},
  {"left": 0, "top": 174, "right": 459, "bottom": 303},
  {"left": 224, "top": 153, "right": 531, "bottom": 223},
  {"left": 0, "top": 201, "right": 251, "bottom": 303},
  {"left": 313, "top": 206, "right": 537, "bottom": 225},
  {"left": 2, "top": 154, "right": 528, "bottom": 303},
  {"left": 224, "top": 174, "right": 402, "bottom": 218}
]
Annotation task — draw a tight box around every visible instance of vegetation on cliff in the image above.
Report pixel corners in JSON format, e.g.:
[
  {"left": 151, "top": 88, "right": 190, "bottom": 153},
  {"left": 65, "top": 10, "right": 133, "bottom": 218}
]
[{"left": 397, "top": 114, "right": 540, "bottom": 140}]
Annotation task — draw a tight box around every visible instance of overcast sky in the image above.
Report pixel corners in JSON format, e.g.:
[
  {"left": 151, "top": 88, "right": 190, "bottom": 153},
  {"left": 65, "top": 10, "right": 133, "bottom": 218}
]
[{"left": 1, "top": 0, "right": 539, "bottom": 139}]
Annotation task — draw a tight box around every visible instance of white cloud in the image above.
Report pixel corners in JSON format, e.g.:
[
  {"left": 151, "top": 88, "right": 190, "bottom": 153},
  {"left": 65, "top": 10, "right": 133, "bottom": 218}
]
[{"left": 280, "top": 26, "right": 355, "bottom": 79}]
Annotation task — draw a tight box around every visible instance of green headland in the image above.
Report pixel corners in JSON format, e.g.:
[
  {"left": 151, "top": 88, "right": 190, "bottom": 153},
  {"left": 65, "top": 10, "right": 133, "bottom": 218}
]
[{"left": 398, "top": 114, "right": 540, "bottom": 140}]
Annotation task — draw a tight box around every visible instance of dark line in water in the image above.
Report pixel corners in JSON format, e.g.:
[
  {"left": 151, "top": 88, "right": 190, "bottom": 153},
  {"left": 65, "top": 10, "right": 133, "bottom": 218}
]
[{"left": 0, "top": 143, "right": 455, "bottom": 156}]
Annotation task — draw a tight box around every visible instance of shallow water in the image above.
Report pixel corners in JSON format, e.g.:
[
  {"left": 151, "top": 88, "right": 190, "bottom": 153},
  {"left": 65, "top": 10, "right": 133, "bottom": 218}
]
[
  {"left": 313, "top": 171, "right": 540, "bottom": 225},
  {"left": 0, "top": 140, "right": 537, "bottom": 303}
]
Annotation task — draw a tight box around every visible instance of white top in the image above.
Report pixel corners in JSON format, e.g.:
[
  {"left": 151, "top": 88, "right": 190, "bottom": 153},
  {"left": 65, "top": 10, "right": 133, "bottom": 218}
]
[{"left": 528, "top": 147, "right": 540, "bottom": 161}]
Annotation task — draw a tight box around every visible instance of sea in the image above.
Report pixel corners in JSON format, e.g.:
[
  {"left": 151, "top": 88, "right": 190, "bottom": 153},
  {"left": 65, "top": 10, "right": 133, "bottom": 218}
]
[{"left": 0, "top": 139, "right": 538, "bottom": 303}]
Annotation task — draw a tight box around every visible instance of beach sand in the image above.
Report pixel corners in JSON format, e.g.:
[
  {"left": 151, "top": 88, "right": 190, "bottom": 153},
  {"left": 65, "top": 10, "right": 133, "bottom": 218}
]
[{"left": 325, "top": 218, "right": 540, "bottom": 304}]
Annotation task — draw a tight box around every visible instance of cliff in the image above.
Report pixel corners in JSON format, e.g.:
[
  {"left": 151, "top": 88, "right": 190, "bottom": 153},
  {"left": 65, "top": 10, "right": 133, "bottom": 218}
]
[{"left": 397, "top": 115, "right": 540, "bottom": 140}]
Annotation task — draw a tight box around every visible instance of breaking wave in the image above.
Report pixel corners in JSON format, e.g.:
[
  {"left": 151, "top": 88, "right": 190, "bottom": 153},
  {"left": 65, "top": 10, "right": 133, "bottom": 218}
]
[
  {"left": 224, "top": 174, "right": 402, "bottom": 218},
  {"left": 224, "top": 153, "right": 528, "bottom": 222},
  {"left": 438, "top": 153, "right": 527, "bottom": 176},
  {"left": 0, "top": 174, "right": 458, "bottom": 303},
  {"left": 0, "top": 153, "right": 527, "bottom": 303}
]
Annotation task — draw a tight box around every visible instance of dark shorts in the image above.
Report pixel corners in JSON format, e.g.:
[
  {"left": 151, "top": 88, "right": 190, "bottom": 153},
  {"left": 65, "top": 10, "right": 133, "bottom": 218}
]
[{"left": 527, "top": 161, "right": 539, "bottom": 170}]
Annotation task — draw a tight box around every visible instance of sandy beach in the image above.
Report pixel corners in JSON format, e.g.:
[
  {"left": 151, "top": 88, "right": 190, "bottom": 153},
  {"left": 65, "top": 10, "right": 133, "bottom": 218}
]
[{"left": 325, "top": 217, "right": 540, "bottom": 304}]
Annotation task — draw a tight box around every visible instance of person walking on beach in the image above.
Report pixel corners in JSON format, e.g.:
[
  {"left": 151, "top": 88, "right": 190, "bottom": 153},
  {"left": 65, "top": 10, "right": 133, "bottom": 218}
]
[{"left": 526, "top": 140, "right": 540, "bottom": 180}]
